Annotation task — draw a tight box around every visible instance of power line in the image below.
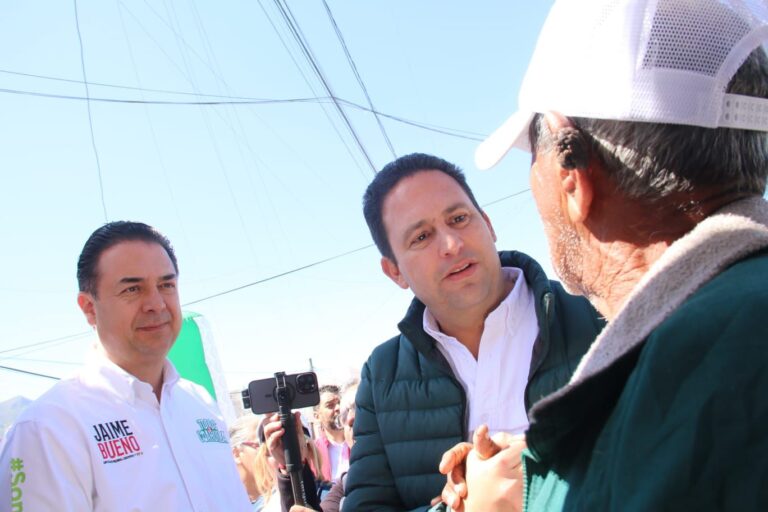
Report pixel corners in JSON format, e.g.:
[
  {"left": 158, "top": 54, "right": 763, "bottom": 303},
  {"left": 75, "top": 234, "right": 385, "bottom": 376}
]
[
  {"left": 0, "top": 364, "right": 60, "bottom": 381},
  {"left": 0, "top": 331, "right": 91, "bottom": 356},
  {"left": 0, "top": 85, "right": 484, "bottom": 141},
  {"left": 73, "top": 0, "right": 108, "bottom": 222},
  {"left": 0, "top": 66, "right": 485, "bottom": 139},
  {"left": 0, "top": 66, "right": 477, "bottom": 138},
  {"left": 272, "top": 0, "right": 377, "bottom": 174},
  {"left": 482, "top": 188, "right": 531, "bottom": 208},
  {"left": 181, "top": 190, "right": 531, "bottom": 306},
  {"left": 0, "top": 188, "right": 531, "bottom": 360},
  {"left": 182, "top": 243, "right": 374, "bottom": 306},
  {"left": 321, "top": 0, "right": 396, "bottom": 158},
  {"left": 255, "top": 0, "right": 370, "bottom": 178},
  {"left": 2, "top": 357, "right": 81, "bottom": 366}
]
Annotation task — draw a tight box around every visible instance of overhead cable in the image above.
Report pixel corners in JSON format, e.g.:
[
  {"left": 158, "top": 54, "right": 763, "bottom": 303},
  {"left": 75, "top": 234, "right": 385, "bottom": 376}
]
[
  {"left": 181, "top": 243, "right": 374, "bottom": 306},
  {"left": 321, "top": 0, "right": 396, "bottom": 158},
  {"left": 0, "top": 364, "right": 60, "bottom": 380},
  {"left": 0, "top": 85, "right": 483, "bottom": 141},
  {"left": 2, "top": 189, "right": 531, "bottom": 358},
  {"left": 272, "top": 0, "right": 377, "bottom": 174},
  {"left": 73, "top": 0, "right": 108, "bottom": 222},
  {"left": 0, "top": 331, "right": 91, "bottom": 357},
  {"left": 255, "top": 0, "right": 370, "bottom": 177}
]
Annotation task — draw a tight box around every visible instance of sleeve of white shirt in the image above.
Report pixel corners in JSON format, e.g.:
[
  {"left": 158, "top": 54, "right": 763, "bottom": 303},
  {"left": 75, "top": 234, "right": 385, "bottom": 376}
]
[{"left": 1, "top": 418, "right": 93, "bottom": 511}]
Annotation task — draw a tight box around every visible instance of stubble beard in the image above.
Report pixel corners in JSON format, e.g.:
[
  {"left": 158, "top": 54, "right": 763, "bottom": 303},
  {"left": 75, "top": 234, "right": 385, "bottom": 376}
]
[{"left": 546, "top": 213, "right": 588, "bottom": 298}]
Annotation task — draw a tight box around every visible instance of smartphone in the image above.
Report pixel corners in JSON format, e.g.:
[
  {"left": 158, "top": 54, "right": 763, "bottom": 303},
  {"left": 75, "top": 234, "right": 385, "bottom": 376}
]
[{"left": 243, "top": 371, "right": 320, "bottom": 414}]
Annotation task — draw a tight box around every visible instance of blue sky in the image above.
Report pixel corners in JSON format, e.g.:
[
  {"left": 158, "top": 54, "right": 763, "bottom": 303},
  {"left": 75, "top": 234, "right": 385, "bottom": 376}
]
[{"left": 0, "top": 0, "right": 556, "bottom": 402}]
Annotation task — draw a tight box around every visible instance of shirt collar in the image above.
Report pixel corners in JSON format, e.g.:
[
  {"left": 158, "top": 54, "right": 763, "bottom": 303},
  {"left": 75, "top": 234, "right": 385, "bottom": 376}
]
[{"left": 80, "top": 348, "right": 180, "bottom": 405}]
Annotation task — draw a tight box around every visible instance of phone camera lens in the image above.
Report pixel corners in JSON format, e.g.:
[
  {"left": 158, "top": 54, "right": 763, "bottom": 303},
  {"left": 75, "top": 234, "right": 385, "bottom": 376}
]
[{"left": 296, "top": 373, "right": 317, "bottom": 393}]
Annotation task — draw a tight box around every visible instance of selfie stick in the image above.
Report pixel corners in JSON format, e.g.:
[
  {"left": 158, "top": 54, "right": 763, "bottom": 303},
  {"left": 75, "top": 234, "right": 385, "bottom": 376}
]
[{"left": 274, "top": 372, "right": 308, "bottom": 507}]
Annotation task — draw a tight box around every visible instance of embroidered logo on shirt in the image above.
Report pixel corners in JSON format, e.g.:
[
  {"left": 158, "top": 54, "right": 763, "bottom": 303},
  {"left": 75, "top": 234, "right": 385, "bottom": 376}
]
[
  {"left": 92, "top": 419, "right": 143, "bottom": 464},
  {"left": 195, "top": 418, "right": 228, "bottom": 443},
  {"left": 9, "top": 458, "right": 25, "bottom": 511}
]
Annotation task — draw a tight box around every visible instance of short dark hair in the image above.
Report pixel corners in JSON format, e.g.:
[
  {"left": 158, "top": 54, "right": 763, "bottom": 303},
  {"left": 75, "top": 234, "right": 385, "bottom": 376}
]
[
  {"left": 362, "top": 153, "right": 483, "bottom": 261},
  {"left": 315, "top": 384, "right": 341, "bottom": 411},
  {"left": 318, "top": 384, "right": 340, "bottom": 396},
  {"left": 77, "top": 221, "right": 178, "bottom": 297}
]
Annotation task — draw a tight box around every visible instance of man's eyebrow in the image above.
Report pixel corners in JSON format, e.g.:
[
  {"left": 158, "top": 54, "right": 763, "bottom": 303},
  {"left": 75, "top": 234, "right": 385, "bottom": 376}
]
[
  {"left": 399, "top": 203, "right": 471, "bottom": 245},
  {"left": 117, "top": 273, "right": 176, "bottom": 285},
  {"left": 443, "top": 202, "right": 469, "bottom": 215},
  {"left": 401, "top": 219, "right": 428, "bottom": 244}
]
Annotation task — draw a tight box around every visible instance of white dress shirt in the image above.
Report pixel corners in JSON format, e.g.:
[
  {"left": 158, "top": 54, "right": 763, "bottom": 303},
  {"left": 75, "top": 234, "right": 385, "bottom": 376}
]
[
  {"left": 0, "top": 352, "right": 250, "bottom": 511},
  {"left": 424, "top": 267, "right": 539, "bottom": 439}
]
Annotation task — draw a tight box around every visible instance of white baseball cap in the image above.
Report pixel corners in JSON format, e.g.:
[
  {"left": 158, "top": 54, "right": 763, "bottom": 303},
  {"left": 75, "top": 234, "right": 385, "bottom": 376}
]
[{"left": 475, "top": 0, "right": 768, "bottom": 170}]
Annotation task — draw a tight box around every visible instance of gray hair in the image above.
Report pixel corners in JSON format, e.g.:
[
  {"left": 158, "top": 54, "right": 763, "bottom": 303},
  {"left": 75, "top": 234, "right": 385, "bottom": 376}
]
[
  {"left": 340, "top": 375, "right": 360, "bottom": 395},
  {"left": 228, "top": 414, "right": 260, "bottom": 447},
  {"left": 530, "top": 47, "right": 768, "bottom": 201},
  {"left": 339, "top": 376, "right": 360, "bottom": 426}
]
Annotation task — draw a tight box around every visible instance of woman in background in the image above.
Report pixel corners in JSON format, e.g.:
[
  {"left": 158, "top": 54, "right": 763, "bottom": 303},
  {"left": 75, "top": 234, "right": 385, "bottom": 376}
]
[{"left": 230, "top": 415, "right": 267, "bottom": 511}]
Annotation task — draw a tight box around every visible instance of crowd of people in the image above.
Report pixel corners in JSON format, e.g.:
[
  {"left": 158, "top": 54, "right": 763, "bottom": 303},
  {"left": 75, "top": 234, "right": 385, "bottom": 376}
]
[{"left": 2, "top": 0, "right": 768, "bottom": 510}]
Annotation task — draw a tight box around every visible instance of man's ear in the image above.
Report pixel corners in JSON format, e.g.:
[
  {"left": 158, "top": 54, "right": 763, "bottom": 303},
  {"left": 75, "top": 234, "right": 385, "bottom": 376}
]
[
  {"left": 380, "top": 257, "right": 409, "bottom": 290},
  {"left": 77, "top": 292, "right": 97, "bottom": 327},
  {"left": 544, "top": 111, "right": 594, "bottom": 223},
  {"left": 560, "top": 166, "right": 594, "bottom": 223},
  {"left": 481, "top": 211, "right": 497, "bottom": 243}
]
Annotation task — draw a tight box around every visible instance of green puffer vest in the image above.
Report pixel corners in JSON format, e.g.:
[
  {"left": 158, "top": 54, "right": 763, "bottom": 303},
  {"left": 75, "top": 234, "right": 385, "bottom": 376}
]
[{"left": 343, "top": 251, "right": 604, "bottom": 512}]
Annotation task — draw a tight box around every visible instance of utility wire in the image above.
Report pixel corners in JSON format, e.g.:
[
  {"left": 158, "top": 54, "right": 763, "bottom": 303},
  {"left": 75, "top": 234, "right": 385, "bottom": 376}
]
[
  {"left": 256, "top": 0, "right": 370, "bottom": 178},
  {"left": 182, "top": 189, "right": 531, "bottom": 306},
  {"left": 0, "top": 66, "right": 482, "bottom": 136},
  {"left": 0, "top": 188, "right": 531, "bottom": 358},
  {"left": 0, "top": 67, "right": 486, "bottom": 138},
  {"left": 482, "top": 188, "right": 531, "bottom": 208},
  {"left": 182, "top": 243, "right": 374, "bottom": 306},
  {"left": 272, "top": 0, "right": 377, "bottom": 174},
  {"left": 0, "top": 364, "right": 60, "bottom": 380},
  {"left": 321, "top": 0, "right": 396, "bottom": 158},
  {"left": 0, "top": 331, "right": 91, "bottom": 356},
  {"left": 0, "top": 85, "right": 484, "bottom": 141},
  {"left": 73, "top": 0, "right": 108, "bottom": 222}
]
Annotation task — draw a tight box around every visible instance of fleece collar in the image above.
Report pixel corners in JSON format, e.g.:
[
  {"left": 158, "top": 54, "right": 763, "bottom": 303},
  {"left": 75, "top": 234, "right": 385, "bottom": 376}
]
[{"left": 543, "top": 196, "right": 768, "bottom": 404}]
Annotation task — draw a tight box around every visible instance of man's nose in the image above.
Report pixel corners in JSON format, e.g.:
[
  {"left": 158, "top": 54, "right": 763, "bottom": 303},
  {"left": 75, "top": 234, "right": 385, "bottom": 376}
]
[
  {"left": 142, "top": 287, "right": 167, "bottom": 312},
  {"left": 439, "top": 230, "right": 463, "bottom": 256}
]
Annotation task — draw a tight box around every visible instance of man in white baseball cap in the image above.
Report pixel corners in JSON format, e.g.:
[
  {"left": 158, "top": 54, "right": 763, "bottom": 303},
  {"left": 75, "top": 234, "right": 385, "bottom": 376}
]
[{"left": 439, "top": 0, "right": 768, "bottom": 510}]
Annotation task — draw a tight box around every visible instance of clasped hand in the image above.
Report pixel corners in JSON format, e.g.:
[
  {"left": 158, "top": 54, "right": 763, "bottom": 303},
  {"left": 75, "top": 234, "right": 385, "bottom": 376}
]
[{"left": 431, "top": 424, "right": 526, "bottom": 512}]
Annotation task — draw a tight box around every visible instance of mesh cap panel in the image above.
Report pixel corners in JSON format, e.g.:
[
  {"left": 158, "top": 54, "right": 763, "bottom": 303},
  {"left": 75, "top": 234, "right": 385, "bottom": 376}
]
[
  {"left": 475, "top": 0, "right": 768, "bottom": 169},
  {"left": 641, "top": 0, "right": 756, "bottom": 76}
]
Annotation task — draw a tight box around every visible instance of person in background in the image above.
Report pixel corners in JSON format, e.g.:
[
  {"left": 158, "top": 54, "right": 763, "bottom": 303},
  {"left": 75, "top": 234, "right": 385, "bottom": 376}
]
[
  {"left": 230, "top": 414, "right": 266, "bottom": 511},
  {"left": 253, "top": 418, "right": 282, "bottom": 512},
  {"left": 338, "top": 378, "right": 358, "bottom": 452},
  {"left": 276, "top": 377, "right": 361, "bottom": 512},
  {"left": 253, "top": 415, "right": 325, "bottom": 512},
  {"left": 313, "top": 384, "right": 349, "bottom": 482},
  {"left": 0, "top": 221, "right": 250, "bottom": 511}
]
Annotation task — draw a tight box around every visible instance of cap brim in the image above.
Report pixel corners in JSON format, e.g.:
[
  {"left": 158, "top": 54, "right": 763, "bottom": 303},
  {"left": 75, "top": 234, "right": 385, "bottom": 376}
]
[{"left": 474, "top": 110, "right": 534, "bottom": 170}]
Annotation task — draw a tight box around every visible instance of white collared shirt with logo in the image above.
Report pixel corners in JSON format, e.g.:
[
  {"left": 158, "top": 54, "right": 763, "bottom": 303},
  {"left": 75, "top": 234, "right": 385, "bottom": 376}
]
[
  {"left": 424, "top": 267, "right": 539, "bottom": 440},
  {"left": 0, "top": 354, "right": 250, "bottom": 511}
]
